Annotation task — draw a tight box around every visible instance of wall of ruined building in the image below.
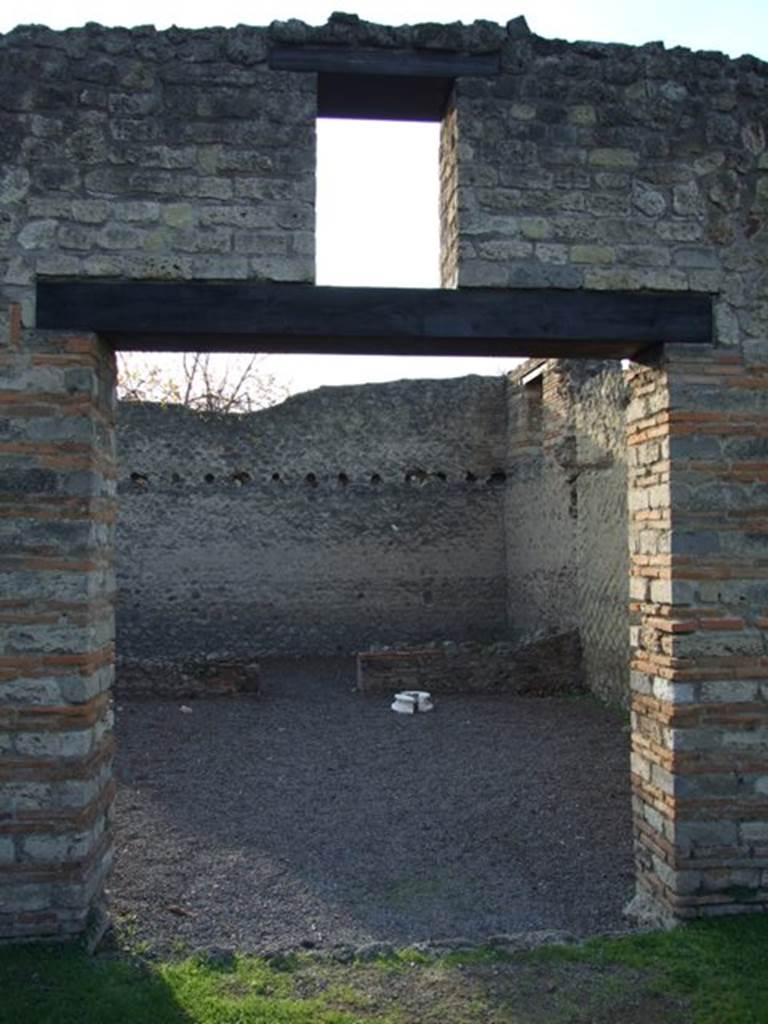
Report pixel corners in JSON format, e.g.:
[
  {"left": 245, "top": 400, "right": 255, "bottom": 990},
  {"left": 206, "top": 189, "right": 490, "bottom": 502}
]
[
  {"left": 505, "top": 360, "right": 630, "bottom": 706},
  {"left": 3, "top": 10, "right": 768, "bottom": 937},
  {"left": 115, "top": 375, "right": 509, "bottom": 687},
  {"left": 0, "top": 329, "right": 116, "bottom": 941},
  {"left": 450, "top": 26, "right": 768, "bottom": 313},
  {"left": 505, "top": 362, "right": 577, "bottom": 640},
  {"left": 356, "top": 632, "right": 583, "bottom": 696}
]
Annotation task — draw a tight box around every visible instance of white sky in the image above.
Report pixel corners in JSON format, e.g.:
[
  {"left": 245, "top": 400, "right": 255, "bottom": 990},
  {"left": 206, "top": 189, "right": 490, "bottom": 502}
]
[{"left": 3, "top": 2, "right": 767, "bottom": 397}]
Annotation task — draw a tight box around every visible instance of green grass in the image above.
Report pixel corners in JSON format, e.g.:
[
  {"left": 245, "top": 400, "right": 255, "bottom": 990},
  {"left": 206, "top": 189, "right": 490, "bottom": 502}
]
[
  {"left": 524, "top": 914, "right": 768, "bottom": 1024},
  {"left": 1, "top": 915, "right": 768, "bottom": 1024}
]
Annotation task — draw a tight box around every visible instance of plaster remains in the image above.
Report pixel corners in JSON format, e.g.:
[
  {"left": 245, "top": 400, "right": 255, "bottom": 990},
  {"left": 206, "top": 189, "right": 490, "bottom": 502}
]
[{"left": 2, "top": 11, "right": 768, "bottom": 940}]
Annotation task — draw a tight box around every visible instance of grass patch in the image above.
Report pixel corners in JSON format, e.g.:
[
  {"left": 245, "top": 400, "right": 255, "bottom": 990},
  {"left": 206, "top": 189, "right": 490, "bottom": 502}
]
[
  {"left": 525, "top": 914, "right": 768, "bottom": 1024},
  {"left": 1, "top": 915, "right": 768, "bottom": 1023}
]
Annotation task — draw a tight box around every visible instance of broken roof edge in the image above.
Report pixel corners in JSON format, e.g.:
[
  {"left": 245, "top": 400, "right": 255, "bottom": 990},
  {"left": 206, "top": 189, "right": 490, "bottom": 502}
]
[{"left": 1, "top": 13, "right": 766, "bottom": 70}]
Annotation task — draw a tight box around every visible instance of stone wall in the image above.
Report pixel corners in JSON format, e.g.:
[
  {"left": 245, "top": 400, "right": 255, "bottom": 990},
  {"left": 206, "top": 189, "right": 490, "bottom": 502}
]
[
  {"left": 573, "top": 367, "right": 631, "bottom": 705},
  {"left": 115, "top": 376, "right": 509, "bottom": 680},
  {"left": 451, "top": 27, "right": 768, "bottom": 305},
  {"left": 505, "top": 359, "right": 630, "bottom": 706},
  {"left": 114, "top": 367, "right": 630, "bottom": 704},
  {"left": 623, "top": 346, "right": 768, "bottom": 922},
  {"left": 505, "top": 361, "right": 578, "bottom": 637}
]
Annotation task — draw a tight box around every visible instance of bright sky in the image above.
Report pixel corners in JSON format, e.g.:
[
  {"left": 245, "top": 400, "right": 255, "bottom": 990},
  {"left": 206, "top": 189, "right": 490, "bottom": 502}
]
[{"left": 3, "top": 2, "right": 767, "bottom": 398}]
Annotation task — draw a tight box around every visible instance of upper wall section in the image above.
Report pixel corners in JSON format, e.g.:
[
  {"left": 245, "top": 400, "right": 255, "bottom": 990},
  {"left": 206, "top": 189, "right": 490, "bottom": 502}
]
[
  {"left": 453, "top": 28, "right": 768, "bottom": 313},
  {"left": 1, "top": 13, "right": 767, "bottom": 354},
  {"left": 0, "top": 21, "right": 316, "bottom": 329}
]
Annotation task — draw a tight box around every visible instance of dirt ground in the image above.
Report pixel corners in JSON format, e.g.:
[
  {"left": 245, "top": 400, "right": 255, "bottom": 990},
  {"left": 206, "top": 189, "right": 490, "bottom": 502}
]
[{"left": 108, "top": 658, "right": 637, "bottom": 955}]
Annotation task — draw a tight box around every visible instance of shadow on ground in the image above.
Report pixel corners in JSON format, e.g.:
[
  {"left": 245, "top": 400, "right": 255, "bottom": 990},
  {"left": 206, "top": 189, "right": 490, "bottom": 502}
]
[
  {"left": 0, "top": 943, "right": 194, "bottom": 1024},
  {"left": 109, "top": 658, "right": 635, "bottom": 953}
]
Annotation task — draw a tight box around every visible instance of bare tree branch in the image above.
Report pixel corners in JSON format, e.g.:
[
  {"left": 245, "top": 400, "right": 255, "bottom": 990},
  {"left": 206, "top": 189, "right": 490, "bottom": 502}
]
[{"left": 116, "top": 352, "right": 289, "bottom": 413}]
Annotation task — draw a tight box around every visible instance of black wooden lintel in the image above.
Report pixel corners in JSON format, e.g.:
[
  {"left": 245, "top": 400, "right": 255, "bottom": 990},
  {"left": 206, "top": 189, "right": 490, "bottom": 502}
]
[
  {"left": 269, "top": 46, "right": 501, "bottom": 78},
  {"left": 270, "top": 46, "right": 500, "bottom": 118},
  {"left": 35, "top": 280, "right": 712, "bottom": 359}
]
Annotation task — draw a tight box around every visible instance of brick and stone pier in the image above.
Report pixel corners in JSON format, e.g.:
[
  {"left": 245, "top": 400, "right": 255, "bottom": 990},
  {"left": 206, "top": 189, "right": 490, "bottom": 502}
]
[
  {"left": 628, "top": 346, "right": 768, "bottom": 919},
  {"left": 0, "top": 323, "right": 116, "bottom": 939}
]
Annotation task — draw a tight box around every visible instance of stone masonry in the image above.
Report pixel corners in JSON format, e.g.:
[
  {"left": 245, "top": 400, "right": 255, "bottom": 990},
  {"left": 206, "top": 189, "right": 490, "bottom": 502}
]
[
  {"left": 115, "top": 377, "right": 509, "bottom": 682},
  {"left": 0, "top": 20, "right": 315, "bottom": 333},
  {"left": 627, "top": 345, "right": 768, "bottom": 919},
  {"left": 113, "top": 368, "right": 626, "bottom": 701},
  {"left": 505, "top": 359, "right": 630, "bottom": 705},
  {"left": 2, "top": 12, "right": 768, "bottom": 936}
]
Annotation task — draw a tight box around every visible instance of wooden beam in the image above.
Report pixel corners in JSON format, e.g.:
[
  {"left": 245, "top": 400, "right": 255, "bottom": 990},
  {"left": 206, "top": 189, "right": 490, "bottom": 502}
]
[
  {"left": 36, "top": 281, "right": 712, "bottom": 358},
  {"left": 269, "top": 46, "right": 500, "bottom": 78},
  {"left": 270, "top": 46, "right": 500, "bottom": 119}
]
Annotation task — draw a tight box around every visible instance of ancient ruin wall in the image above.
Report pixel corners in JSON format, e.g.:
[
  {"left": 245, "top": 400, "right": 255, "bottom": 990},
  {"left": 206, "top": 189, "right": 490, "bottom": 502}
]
[
  {"left": 115, "top": 367, "right": 629, "bottom": 702},
  {"left": 451, "top": 27, "right": 768, "bottom": 307},
  {"left": 3, "top": 11, "right": 768, "bottom": 936},
  {"left": 505, "top": 360, "right": 630, "bottom": 706},
  {"left": 505, "top": 362, "right": 577, "bottom": 639},
  {"left": 116, "top": 376, "right": 509, "bottom": 680}
]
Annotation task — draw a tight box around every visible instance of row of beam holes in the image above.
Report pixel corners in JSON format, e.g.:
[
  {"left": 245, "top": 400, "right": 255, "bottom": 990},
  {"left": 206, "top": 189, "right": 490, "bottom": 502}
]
[{"left": 130, "top": 469, "right": 507, "bottom": 486}]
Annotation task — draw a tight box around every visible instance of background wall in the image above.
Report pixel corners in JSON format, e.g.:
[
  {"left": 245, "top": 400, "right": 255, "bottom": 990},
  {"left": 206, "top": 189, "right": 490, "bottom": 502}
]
[
  {"left": 116, "top": 367, "right": 632, "bottom": 704},
  {"left": 573, "top": 366, "right": 630, "bottom": 704},
  {"left": 116, "top": 375, "right": 510, "bottom": 665}
]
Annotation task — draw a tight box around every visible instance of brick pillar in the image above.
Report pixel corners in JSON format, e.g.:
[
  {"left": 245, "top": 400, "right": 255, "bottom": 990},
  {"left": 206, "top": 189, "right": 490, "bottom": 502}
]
[
  {"left": 0, "top": 323, "right": 116, "bottom": 941},
  {"left": 627, "top": 343, "right": 768, "bottom": 922}
]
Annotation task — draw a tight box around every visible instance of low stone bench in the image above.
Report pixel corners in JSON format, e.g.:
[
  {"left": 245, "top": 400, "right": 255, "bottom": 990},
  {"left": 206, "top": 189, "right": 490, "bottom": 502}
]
[
  {"left": 116, "top": 657, "right": 260, "bottom": 699},
  {"left": 356, "top": 631, "right": 584, "bottom": 696}
]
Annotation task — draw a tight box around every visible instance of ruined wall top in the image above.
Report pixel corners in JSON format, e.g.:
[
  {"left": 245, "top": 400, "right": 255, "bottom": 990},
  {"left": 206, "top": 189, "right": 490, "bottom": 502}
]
[
  {"left": 1, "top": 12, "right": 519, "bottom": 51},
  {"left": 4, "top": 11, "right": 766, "bottom": 64}
]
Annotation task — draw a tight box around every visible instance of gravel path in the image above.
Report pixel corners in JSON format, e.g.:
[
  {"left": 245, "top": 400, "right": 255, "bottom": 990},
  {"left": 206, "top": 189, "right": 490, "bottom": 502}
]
[{"left": 109, "top": 658, "right": 636, "bottom": 954}]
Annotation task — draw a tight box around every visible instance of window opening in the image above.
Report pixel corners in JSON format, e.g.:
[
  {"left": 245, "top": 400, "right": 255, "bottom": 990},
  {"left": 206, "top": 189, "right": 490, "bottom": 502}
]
[{"left": 316, "top": 118, "right": 441, "bottom": 288}]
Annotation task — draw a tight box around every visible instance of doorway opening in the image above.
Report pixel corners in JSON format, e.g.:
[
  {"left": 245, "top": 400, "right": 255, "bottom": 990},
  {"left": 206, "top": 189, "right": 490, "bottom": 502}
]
[{"left": 108, "top": 347, "right": 637, "bottom": 952}]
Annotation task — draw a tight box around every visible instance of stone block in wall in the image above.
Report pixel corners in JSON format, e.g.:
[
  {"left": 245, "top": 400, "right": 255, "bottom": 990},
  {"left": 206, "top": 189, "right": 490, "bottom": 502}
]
[{"left": 356, "top": 631, "right": 584, "bottom": 696}]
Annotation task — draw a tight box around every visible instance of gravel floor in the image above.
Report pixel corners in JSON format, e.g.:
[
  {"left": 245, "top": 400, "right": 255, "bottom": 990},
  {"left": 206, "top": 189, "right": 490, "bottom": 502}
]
[{"left": 109, "top": 658, "right": 636, "bottom": 954}]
